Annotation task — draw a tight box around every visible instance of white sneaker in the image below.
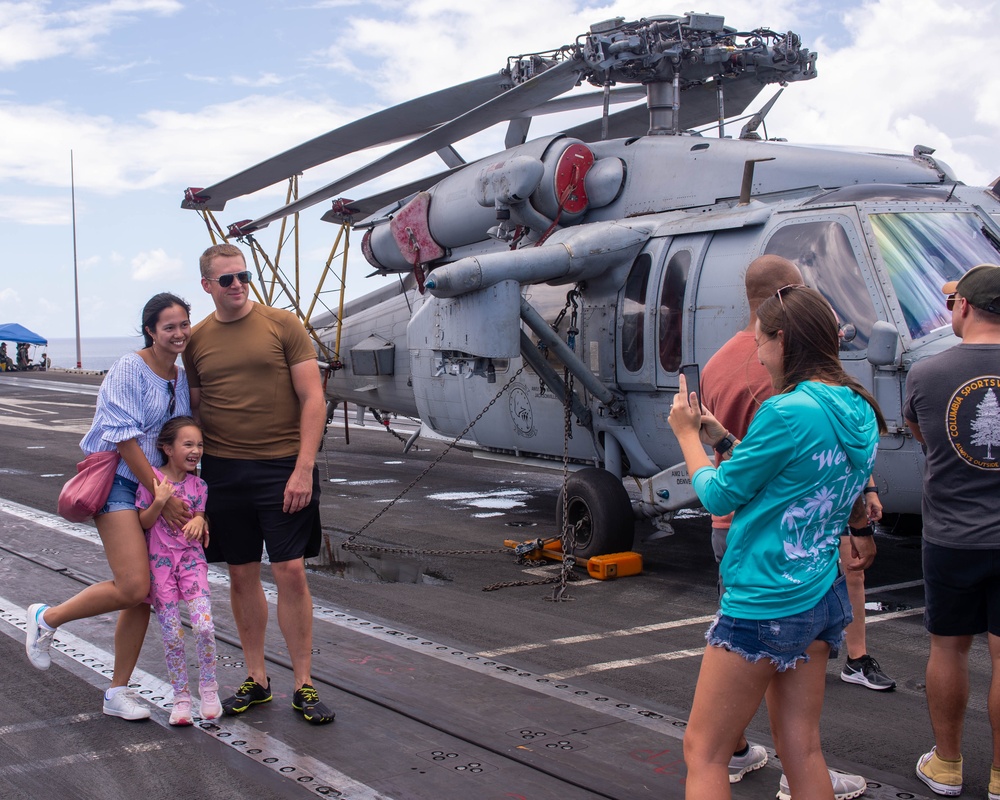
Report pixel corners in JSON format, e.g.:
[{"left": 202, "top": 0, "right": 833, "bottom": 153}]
[
  {"left": 103, "top": 689, "right": 151, "bottom": 721},
  {"left": 199, "top": 682, "right": 222, "bottom": 720},
  {"left": 729, "top": 743, "right": 768, "bottom": 782},
  {"left": 25, "top": 603, "right": 55, "bottom": 670},
  {"left": 169, "top": 693, "right": 193, "bottom": 726},
  {"left": 777, "top": 768, "right": 867, "bottom": 799}
]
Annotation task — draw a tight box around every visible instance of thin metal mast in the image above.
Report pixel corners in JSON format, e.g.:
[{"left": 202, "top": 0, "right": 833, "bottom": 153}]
[{"left": 71, "top": 150, "right": 81, "bottom": 369}]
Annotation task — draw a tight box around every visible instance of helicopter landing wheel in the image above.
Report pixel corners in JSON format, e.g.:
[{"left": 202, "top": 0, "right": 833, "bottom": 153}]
[{"left": 556, "top": 467, "right": 634, "bottom": 559}]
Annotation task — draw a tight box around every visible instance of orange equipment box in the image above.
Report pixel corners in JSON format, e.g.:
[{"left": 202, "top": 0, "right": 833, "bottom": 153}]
[{"left": 585, "top": 552, "right": 643, "bottom": 580}]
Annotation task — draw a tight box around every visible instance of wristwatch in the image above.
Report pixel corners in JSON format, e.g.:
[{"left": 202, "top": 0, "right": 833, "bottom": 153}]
[
  {"left": 863, "top": 486, "right": 879, "bottom": 494},
  {"left": 849, "top": 524, "right": 875, "bottom": 537},
  {"left": 714, "top": 434, "right": 735, "bottom": 455}
]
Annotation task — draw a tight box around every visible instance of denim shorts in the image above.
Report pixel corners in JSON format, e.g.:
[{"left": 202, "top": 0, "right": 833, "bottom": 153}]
[
  {"left": 706, "top": 575, "right": 852, "bottom": 671},
  {"left": 98, "top": 475, "right": 139, "bottom": 515}
]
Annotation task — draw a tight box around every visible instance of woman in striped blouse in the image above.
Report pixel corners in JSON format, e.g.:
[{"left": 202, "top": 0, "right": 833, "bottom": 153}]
[{"left": 26, "top": 293, "right": 194, "bottom": 721}]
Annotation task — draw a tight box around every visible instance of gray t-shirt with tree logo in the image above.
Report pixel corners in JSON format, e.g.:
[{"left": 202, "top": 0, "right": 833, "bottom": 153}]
[{"left": 904, "top": 343, "right": 1000, "bottom": 547}]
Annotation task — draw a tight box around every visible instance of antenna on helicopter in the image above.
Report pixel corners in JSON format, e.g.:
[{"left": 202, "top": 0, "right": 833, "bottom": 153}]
[{"left": 739, "top": 89, "right": 784, "bottom": 140}]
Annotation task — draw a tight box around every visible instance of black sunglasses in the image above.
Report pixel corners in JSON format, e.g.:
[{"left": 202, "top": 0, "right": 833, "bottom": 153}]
[
  {"left": 167, "top": 379, "right": 176, "bottom": 415},
  {"left": 946, "top": 293, "right": 957, "bottom": 311},
  {"left": 206, "top": 270, "right": 252, "bottom": 288}
]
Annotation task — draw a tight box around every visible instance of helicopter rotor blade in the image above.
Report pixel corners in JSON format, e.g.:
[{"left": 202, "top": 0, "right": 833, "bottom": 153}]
[
  {"left": 318, "top": 166, "right": 460, "bottom": 225},
  {"left": 235, "top": 57, "right": 586, "bottom": 234},
  {"left": 516, "top": 85, "right": 646, "bottom": 117},
  {"left": 182, "top": 72, "right": 513, "bottom": 211}
]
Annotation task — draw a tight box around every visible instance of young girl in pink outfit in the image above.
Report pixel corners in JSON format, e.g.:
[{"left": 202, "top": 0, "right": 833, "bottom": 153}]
[{"left": 136, "top": 416, "right": 220, "bottom": 726}]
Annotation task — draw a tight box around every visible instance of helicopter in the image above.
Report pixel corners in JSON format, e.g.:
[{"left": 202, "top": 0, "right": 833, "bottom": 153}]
[{"left": 182, "top": 12, "right": 1000, "bottom": 557}]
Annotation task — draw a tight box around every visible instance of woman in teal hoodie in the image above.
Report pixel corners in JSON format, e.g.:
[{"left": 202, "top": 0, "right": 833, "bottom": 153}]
[{"left": 669, "top": 285, "right": 885, "bottom": 799}]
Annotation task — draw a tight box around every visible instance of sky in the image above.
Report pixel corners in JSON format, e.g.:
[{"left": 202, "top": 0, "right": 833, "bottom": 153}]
[{"left": 1, "top": 0, "right": 997, "bottom": 341}]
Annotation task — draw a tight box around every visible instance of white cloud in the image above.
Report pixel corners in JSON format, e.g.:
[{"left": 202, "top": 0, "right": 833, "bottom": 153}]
[
  {"left": 770, "top": 0, "right": 1000, "bottom": 184},
  {"left": 0, "top": 0, "right": 182, "bottom": 70},
  {"left": 318, "top": 0, "right": 804, "bottom": 103},
  {"left": 3, "top": 0, "right": 999, "bottom": 341},
  {"left": 0, "top": 95, "right": 358, "bottom": 194},
  {"left": 0, "top": 194, "right": 70, "bottom": 225},
  {"left": 94, "top": 58, "right": 155, "bottom": 75},
  {"left": 232, "top": 72, "right": 293, "bottom": 88},
  {"left": 131, "top": 247, "right": 183, "bottom": 280},
  {"left": 183, "top": 73, "right": 223, "bottom": 85}
]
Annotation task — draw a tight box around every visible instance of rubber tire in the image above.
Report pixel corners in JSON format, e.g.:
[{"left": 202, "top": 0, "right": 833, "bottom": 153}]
[{"left": 555, "top": 467, "right": 635, "bottom": 558}]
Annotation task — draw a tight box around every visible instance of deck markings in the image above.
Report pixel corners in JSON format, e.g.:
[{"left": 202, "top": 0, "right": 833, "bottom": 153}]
[
  {"left": 865, "top": 606, "right": 925, "bottom": 624},
  {"left": 867, "top": 578, "right": 924, "bottom": 593},
  {"left": 478, "top": 614, "right": 715, "bottom": 657},
  {"left": 0, "top": 711, "right": 104, "bottom": 735},
  {"left": 0, "top": 377, "right": 101, "bottom": 395},
  {"left": 0, "top": 498, "right": 698, "bottom": 738},
  {"left": 545, "top": 648, "right": 706, "bottom": 680},
  {"left": 0, "top": 500, "right": 933, "bottom": 800},
  {"left": 0, "top": 499, "right": 928, "bottom": 746},
  {"left": 0, "top": 597, "right": 393, "bottom": 799},
  {"left": 0, "top": 741, "right": 172, "bottom": 778}
]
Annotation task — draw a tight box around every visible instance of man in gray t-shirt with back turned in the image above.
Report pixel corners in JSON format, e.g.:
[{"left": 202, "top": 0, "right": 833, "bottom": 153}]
[{"left": 904, "top": 263, "right": 1000, "bottom": 798}]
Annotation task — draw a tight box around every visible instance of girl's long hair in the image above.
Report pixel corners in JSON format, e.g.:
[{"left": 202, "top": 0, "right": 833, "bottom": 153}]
[
  {"left": 757, "top": 285, "right": 887, "bottom": 433},
  {"left": 156, "top": 415, "right": 200, "bottom": 459}
]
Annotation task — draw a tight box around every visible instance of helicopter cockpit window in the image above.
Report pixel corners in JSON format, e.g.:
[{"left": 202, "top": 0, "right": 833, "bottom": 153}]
[
  {"left": 764, "top": 221, "right": 876, "bottom": 352},
  {"left": 659, "top": 250, "right": 691, "bottom": 373},
  {"left": 621, "top": 253, "right": 651, "bottom": 373},
  {"left": 869, "top": 211, "right": 1000, "bottom": 340}
]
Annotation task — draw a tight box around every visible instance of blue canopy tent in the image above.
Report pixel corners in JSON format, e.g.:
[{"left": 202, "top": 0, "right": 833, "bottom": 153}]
[
  {"left": 0, "top": 323, "right": 48, "bottom": 371},
  {"left": 0, "top": 323, "right": 47, "bottom": 345}
]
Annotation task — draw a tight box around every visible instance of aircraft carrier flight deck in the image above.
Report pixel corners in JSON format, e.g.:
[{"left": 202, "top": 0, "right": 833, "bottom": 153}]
[{"left": 0, "top": 370, "right": 984, "bottom": 800}]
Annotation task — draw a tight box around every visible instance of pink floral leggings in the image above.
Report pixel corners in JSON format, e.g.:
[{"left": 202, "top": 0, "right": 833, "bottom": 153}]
[{"left": 153, "top": 595, "right": 217, "bottom": 696}]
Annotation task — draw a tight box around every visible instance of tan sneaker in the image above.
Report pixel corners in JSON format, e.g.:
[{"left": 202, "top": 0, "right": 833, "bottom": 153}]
[{"left": 915, "top": 748, "right": 962, "bottom": 796}]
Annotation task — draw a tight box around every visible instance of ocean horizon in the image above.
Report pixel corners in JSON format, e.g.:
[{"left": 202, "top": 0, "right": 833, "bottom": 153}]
[{"left": 44, "top": 336, "right": 145, "bottom": 372}]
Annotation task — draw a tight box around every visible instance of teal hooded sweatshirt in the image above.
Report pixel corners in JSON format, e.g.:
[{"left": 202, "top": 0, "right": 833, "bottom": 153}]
[{"left": 692, "top": 381, "right": 879, "bottom": 619}]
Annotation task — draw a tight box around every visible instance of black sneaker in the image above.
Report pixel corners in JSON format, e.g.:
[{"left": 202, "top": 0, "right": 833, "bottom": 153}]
[
  {"left": 292, "top": 684, "right": 335, "bottom": 725},
  {"left": 222, "top": 677, "right": 272, "bottom": 715},
  {"left": 841, "top": 654, "right": 896, "bottom": 691}
]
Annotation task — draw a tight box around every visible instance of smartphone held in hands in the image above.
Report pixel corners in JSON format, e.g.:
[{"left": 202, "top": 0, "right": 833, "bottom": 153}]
[{"left": 679, "top": 363, "right": 700, "bottom": 406}]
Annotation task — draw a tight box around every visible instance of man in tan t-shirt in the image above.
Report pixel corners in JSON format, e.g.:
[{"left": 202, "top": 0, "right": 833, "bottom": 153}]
[{"left": 183, "top": 243, "right": 333, "bottom": 725}]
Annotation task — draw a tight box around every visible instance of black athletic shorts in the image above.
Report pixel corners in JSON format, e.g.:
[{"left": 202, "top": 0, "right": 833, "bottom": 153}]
[
  {"left": 922, "top": 540, "right": 1000, "bottom": 636},
  {"left": 201, "top": 454, "right": 321, "bottom": 565}
]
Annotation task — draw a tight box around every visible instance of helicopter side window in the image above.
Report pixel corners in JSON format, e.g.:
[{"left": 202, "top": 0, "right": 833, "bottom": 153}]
[
  {"left": 869, "top": 211, "right": 1000, "bottom": 341},
  {"left": 763, "top": 221, "right": 876, "bottom": 352},
  {"left": 621, "top": 253, "right": 651, "bottom": 373},
  {"left": 658, "top": 250, "right": 690, "bottom": 373}
]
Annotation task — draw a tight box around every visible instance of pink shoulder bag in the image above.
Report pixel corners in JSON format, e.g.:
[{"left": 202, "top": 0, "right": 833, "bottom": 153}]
[{"left": 57, "top": 450, "right": 121, "bottom": 522}]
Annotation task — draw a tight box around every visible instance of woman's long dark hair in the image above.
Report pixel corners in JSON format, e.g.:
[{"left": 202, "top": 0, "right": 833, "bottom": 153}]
[
  {"left": 141, "top": 293, "right": 191, "bottom": 348},
  {"left": 757, "top": 285, "right": 887, "bottom": 433}
]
